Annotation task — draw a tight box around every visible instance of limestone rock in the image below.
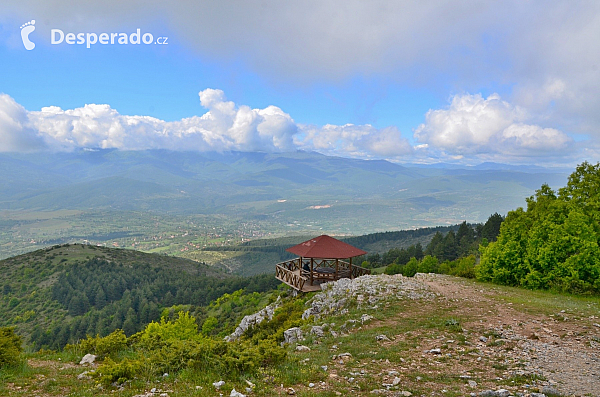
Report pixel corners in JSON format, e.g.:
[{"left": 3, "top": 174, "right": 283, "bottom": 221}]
[
  {"left": 79, "top": 354, "right": 96, "bottom": 365},
  {"left": 283, "top": 327, "right": 304, "bottom": 344},
  {"left": 225, "top": 296, "right": 280, "bottom": 341},
  {"left": 213, "top": 380, "right": 225, "bottom": 390},
  {"left": 311, "top": 325, "right": 325, "bottom": 337},
  {"left": 230, "top": 389, "right": 246, "bottom": 397}
]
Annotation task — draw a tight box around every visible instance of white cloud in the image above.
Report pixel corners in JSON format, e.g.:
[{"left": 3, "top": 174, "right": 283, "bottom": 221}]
[
  {"left": 1, "top": 90, "right": 413, "bottom": 160},
  {"left": 295, "top": 124, "right": 412, "bottom": 158},
  {"left": 25, "top": 89, "right": 297, "bottom": 152},
  {"left": 414, "top": 93, "right": 574, "bottom": 158},
  {"left": 0, "top": 94, "right": 45, "bottom": 152},
  {"left": 0, "top": 87, "right": 586, "bottom": 164}
]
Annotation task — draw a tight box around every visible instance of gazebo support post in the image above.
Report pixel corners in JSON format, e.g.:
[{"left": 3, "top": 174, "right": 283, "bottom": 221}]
[
  {"left": 335, "top": 258, "right": 339, "bottom": 279},
  {"left": 310, "top": 257, "right": 314, "bottom": 286},
  {"left": 349, "top": 257, "right": 353, "bottom": 278}
]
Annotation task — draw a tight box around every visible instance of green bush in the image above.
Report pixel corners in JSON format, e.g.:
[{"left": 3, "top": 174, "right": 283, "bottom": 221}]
[
  {"left": 90, "top": 309, "right": 289, "bottom": 385},
  {"left": 66, "top": 329, "right": 127, "bottom": 359},
  {"left": 133, "top": 311, "right": 202, "bottom": 350},
  {"left": 384, "top": 263, "right": 402, "bottom": 275},
  {"left": 401, "top": 257, "right": 419, "bottom": 277},
  {"left": 0, "top": 327, "right": 23, "bottom": 368},
  {"left": 417, "top": 255, "right": 439, "bottom": 273},
  {"left": 94, "top": 357, "right": 140, "bottom": 385},
  {"left": 441, "top": 255, "right": 477, "bottom": 278}
]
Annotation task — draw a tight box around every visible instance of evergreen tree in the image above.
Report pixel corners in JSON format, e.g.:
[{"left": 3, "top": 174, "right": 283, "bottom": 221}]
[{"left": 481, "top": 213, "right": 504, "bottom": 242}]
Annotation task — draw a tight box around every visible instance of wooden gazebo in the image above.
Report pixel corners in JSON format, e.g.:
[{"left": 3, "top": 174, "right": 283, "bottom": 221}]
[{"left": 275, "top": 235, "right": 370, "bottom": 292}]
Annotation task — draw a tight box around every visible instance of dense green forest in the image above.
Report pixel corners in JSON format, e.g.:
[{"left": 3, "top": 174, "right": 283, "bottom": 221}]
[
  {"left": 478, "top": 162, "right": 600, "bottom": 294},
  {"left": 33, "top": 258, "right": 279, "bottom": 349},
  {"left": 380, "top": 162, "right": 600, "bottom": 296},
  {"left": 362, "top": 213, "right": 503, "bottom": 274},
  {"left": 0, "top": 245, "right": 279, "bottom": 350}
]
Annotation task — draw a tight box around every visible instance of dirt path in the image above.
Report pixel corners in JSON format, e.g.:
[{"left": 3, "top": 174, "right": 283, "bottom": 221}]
[{"left": 420, "top": 274, "right": 600, "bottom": 396}]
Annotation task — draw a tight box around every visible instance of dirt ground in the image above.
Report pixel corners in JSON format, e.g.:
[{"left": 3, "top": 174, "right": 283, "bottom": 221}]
[{"left": 420, "top": 274, "right": 600, "bottom": 396}]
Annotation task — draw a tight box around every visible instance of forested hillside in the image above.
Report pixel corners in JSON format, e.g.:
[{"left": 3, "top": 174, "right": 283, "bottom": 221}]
[
  {"left": 203, "top": 225, "right": 459, "bottom": 275},
  {"left": 0, "top": 244, "right": 279, "bottom": 349}
]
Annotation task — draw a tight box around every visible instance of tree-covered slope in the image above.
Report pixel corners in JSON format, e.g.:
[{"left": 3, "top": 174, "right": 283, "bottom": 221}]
[{"left": 0, "top": 244, "right": 279, "bottom": 349}]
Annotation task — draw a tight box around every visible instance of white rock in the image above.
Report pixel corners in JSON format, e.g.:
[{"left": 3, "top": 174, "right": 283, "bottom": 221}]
[
  {"left": 213, "top": 380, "right": 225, "bottom": 390},
  {"left": 79, "top": 354, "right": 96, "bottom": 365},
  {"left": 296, "top": 345, "right": 311, "bottom": 352},
  {"left": 230, "top": 389, "right": 246, "bottom": 397},
  {"left": 361, "top": 314, "right": 374, "bottom": 323},
  {"left": 283, "top": 327, "right": 304, "bottom": 344},
  {"left": 225, "top": 297, "right": 281, "bottom": 341},
  {"left": 311, "top": 325, "right": 325, "bottom": 337}
]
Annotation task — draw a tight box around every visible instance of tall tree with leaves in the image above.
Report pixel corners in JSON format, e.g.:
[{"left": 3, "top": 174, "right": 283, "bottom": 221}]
[{"left": 479, "top": 163, "right": 600, "bottom": 293}]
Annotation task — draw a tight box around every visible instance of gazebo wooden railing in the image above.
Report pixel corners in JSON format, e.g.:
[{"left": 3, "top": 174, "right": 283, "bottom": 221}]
[
  {"left": 275, "top": 257, "right": 370, "bottom": 292},
  {"left": 275, "top": 259, "right": 307, "bottom": 291}
]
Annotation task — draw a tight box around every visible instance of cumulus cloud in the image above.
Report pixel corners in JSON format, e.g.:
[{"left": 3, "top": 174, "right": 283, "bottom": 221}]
[
  {"left": 296, "top": 124, "right": 412, "bottom": 158},
  {"left": 0, "top": 94, "right": 45, "bottom": 152},
  {"left": 414, "top": 93, "right": 574, "bottom": 158},
  {"left": 24, "top": 89, "right": 297, "bottom": 152},
  {"left": 0, "top": 89, "right": 414, "bottom": 160}
]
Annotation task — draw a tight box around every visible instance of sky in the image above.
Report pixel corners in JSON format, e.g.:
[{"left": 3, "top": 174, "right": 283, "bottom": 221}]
[{"left": 0, "top": 1, "right": 599, "bottom": 166}]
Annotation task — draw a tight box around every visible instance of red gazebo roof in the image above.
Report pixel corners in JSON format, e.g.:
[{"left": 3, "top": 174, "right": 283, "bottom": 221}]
[{"left": 286, "top": 235, "right": 367, "bottom": 259}]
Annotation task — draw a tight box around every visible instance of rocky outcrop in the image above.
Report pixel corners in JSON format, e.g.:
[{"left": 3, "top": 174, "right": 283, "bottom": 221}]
[
  {"left": 224, "top": 296, "right": 281, "bottom": 342},
  {"left": 283, "top": 327, "right": 304, "bottom": 344},
  {"left": 302, "top": 274, "right": 434, "bottom": 320}
]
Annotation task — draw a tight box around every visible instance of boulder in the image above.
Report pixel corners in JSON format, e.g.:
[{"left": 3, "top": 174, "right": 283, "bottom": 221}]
[
  {"left": 79, "top": 354, "right": 96, "bottom": 365},
  {"left": 230, "top": 389, "right": 246, "bottom": 397},
  {"left": 283, "top": 327, "right": 304, "bottom": 344}
]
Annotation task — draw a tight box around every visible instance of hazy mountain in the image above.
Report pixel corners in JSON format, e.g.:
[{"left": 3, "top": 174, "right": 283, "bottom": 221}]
[{"left": 0, "top": 150, "right": 568, "bottom": 231}]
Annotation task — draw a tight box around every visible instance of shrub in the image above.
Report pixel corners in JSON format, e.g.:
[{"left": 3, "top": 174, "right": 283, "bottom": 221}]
[
  {"left": 0, "top": 327, "right": 23, "bottom": 368},
  {"left": 417, "top": 255, "right": 439, "bottom": 273},
  {"left": 384, "top": 263, "right": 402, "bottom": 275},
  {"left": 447, "top": 255, "right": 477, "bottom": 278},
  {"left": 94, "top": 357, "right": 140, "bottom": 385},
  {"left": 401, "top": 257, "right": 419, "bottom": 277},
  {"left": 66, "top": 329, "right": 127, "bottom": 359},
  {"left": 136, "top": 311, "right": 199, "bottom": 348}
]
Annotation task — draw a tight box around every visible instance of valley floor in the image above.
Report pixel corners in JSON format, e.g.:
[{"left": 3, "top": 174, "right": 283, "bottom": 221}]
[{"left": 2, "top": 274, "right": 599, "bottom": 397}]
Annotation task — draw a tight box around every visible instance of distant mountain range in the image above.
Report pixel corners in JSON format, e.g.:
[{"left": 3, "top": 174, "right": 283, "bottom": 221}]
[{"left": 0, "top": 150, "right": 567, "bottom": 231}]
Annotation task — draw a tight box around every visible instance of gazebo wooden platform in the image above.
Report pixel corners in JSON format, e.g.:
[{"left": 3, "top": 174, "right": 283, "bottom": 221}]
[{"left": 275, "top": 235, "right": 370, "bottom": 292}]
